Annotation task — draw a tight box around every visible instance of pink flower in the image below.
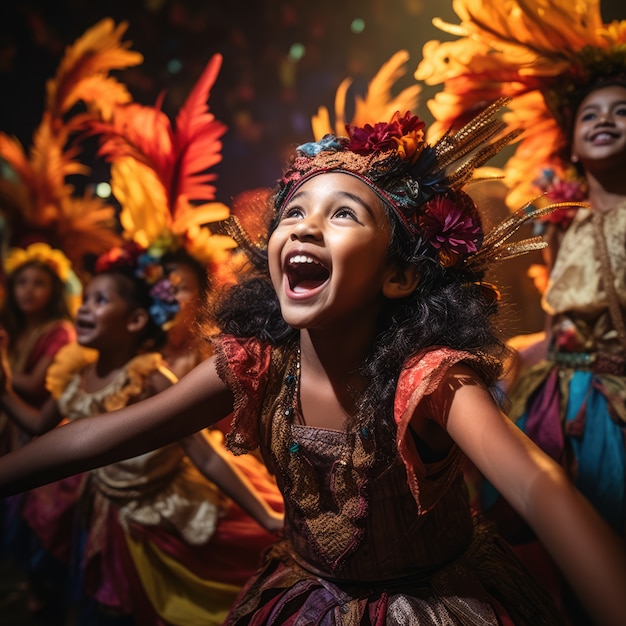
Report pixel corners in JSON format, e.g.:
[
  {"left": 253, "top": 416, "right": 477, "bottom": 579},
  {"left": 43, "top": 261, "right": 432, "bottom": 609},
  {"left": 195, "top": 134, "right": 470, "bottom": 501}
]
[
  {"left": 419, "top": 193, "right": 483, "bottom": 265},
  {"left": 346, "top": 111, "right": 426, "bottom": 155}
]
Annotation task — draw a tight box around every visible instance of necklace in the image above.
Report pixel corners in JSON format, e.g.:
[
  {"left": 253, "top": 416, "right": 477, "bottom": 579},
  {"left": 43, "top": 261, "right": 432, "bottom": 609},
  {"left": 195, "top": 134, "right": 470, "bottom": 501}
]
[{"left": 268, "top": 344, "right": 384, "bottom": 572}]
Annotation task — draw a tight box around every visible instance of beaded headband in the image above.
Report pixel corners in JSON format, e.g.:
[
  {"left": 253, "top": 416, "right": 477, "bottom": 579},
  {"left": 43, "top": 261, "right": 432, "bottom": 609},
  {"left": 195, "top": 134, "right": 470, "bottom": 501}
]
[
  {"left": 227, "top": 100, "right": 577, "bottom": 274},
  {"left": 275, "top": 111, "right": 488, "bottom": 268}
]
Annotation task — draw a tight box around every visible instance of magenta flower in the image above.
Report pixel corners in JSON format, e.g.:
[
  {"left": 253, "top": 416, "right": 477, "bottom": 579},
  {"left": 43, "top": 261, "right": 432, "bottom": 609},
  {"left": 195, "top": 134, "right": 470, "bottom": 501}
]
[
  {"left": 420, "top": 194, "right": 483, "bottom": 265},
  {"left": 346, "top": 111, "right": 426, "bottom": 155}
]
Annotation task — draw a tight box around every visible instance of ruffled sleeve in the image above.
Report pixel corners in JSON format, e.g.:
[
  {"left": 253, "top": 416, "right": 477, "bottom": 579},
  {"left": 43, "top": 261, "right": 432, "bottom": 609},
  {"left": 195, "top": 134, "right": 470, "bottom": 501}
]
[
  {"left": 46, "top": 343, "right": 98, "bottom": 400},
  {"left": 394, "top": 347, "right": 479, "bottom": 514},
  {"left": 103, "top": 353, "right": 177, "bottom": 412},
  {"left": 213, "top": 335, "right": 272, "bottom": 455}
]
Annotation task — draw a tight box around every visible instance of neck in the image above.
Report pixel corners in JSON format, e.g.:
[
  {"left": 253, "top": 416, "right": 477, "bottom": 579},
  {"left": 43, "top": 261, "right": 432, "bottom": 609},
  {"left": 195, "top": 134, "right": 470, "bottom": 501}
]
[
  {"left": 299, "top": 328, "right": 372, "bottom": 381},
  {"left": 584, "top": 168, "right": 626, "bottom": 212},
  {"left": 94, "top": 344, "right": 143, "bottom": 377}
]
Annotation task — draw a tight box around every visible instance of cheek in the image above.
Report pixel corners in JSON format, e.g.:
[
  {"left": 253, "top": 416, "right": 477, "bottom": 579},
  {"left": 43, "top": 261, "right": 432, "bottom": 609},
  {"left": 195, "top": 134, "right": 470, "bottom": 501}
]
[{"left": 267, "top": 237, "right": 283, "bottom": 285}]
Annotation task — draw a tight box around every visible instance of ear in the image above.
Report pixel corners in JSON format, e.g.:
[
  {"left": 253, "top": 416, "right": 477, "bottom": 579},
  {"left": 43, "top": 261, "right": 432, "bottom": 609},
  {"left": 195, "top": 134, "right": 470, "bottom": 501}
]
[
  {"left": 382, "top": 262, "right": 420, "bottom": 299},
  {"left": 126, "top": 308, "right": 150, "bottom": 334}
]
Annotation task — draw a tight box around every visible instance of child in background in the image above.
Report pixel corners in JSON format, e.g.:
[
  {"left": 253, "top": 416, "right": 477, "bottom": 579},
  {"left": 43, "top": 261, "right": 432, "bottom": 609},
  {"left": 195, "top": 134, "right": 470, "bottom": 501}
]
[
  {"left": 0, "top": 242, "right": 282, "bottom": 625},
  {"left": 0, "top": 105, "right": 625, "bottom": 625},
  {"left": 0, "top": 242, "right": 78, "bottom": 623},
  {"left": 415, "top": 3, "right": 626, "bottom": 620},
  {"left": 0, "top": 243, "right": 77, "bottom": 449}
]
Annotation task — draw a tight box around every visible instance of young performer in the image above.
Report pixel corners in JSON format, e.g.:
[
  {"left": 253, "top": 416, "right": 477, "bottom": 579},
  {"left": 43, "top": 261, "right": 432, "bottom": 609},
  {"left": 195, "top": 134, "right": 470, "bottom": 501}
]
[{"left": 0, "top": 103, "right": 625, "bottom": 625}]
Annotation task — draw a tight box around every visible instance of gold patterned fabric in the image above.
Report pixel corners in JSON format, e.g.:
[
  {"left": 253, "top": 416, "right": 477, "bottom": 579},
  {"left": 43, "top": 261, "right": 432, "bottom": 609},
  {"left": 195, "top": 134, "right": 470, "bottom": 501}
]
[{"left": 544, "top": 203, "right": 626, "bottom": 359}]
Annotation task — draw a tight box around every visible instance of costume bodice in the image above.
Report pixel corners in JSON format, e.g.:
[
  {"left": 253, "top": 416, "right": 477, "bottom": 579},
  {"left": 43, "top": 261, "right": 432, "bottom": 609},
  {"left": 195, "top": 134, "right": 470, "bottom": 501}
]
[
  {"left": 217, "top": 336, "right": 479, "bottom": 582},
  {"left": 46, "top": 343, "right": 225, "bottom": 543},
  {"left": 282, "top": 424, "right": 473, "bottom": 582},
  {"left": 48, "top": 343, "right": 185, "bottom": 490},
  {"left": 544, "top": 204, "right": 626, "bottom": 357}
]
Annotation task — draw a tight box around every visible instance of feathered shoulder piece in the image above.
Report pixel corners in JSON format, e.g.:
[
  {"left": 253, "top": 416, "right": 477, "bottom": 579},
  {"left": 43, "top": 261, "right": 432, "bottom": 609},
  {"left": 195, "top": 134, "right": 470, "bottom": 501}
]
[
  {"left": 0, "top": 18, "right": 142, "bottom": 272},
  {"left": 415, "top": 0, "right": 626, "bottom": 209}
]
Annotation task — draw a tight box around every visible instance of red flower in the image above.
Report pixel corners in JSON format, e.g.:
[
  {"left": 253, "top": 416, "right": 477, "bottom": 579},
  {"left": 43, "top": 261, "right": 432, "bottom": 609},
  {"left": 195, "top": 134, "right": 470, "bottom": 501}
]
[
  {"left": 420, "top": 193, "right": 483, "bottom": 265},
  {"left": 94, "top": 241, "right": 143, "bottom": 273},
  {"left": 346, "top": 111, "right": 426, "bottom": 155}
]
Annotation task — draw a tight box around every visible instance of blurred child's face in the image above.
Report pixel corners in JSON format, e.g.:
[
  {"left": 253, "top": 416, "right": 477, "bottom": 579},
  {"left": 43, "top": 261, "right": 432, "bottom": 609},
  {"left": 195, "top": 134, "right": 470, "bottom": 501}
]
[
  {"left": 268, "top": 172, "right": 393, "bottom": 331},
  {"left": 14, "top": 264, "right": 54, "bottom": 317},
  {"left": 571, "top": 84, "right": 626, "bottom": 167},
  {"left": 167, "top": 263, "right": 201, "bottom": 313},
  {"left": 75, "top": 274, "right": 137, "bottom": 349}
]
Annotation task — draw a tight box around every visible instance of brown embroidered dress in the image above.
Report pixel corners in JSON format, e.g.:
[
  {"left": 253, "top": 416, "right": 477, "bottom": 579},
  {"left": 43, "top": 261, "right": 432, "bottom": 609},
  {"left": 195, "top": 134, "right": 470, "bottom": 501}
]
[{"left": 216, "top": 335, "right": 563, "bottom": 625}]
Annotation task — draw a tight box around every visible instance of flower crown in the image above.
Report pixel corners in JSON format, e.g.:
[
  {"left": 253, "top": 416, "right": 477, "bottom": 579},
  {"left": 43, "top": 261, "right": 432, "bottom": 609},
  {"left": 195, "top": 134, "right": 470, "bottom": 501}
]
[
  {"left": 276, "top": 110, "right": 491, "bottom": 268},
  {"left": 94, "top": 241, "right": 179, "bottom": 330},
  {"left": 227, "top": 100, "right": 573, "bottom": 280},
  {"left": 4, "top": 242, "right": 72, "bottom": 283}
]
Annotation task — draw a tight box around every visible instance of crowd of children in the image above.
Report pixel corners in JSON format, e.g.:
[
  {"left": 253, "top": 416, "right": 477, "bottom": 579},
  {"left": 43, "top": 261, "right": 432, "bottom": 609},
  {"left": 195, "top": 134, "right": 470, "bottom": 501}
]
[{"left": 1, "top": 2, "right": 626, "bottom": 625}]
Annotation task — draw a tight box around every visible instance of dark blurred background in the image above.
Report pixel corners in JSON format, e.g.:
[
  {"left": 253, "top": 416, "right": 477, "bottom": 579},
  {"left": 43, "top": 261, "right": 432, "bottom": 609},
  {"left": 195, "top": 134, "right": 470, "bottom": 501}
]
[{"left": 0, "top": 0, "right": 620, "bottom": 203}]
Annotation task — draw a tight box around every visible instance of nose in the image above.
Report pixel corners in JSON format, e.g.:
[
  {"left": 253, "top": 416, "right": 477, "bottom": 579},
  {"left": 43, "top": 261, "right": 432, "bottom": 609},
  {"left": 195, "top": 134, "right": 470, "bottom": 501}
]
[
  {"left": 595, "top": 109, "right": 615, "bottom": 125},
  {"left": 289, "top": 213, "right": 323, "bottom": 241}
]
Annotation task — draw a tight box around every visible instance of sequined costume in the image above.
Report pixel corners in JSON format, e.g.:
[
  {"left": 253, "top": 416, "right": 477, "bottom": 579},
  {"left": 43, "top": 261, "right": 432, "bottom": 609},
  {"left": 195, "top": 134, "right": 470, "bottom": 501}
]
[
  {"left": 214, "top": 335, "right": 563, "bottom": 625},
  {"left": 23, "top": 343, "right": 281, "bottom": 625}
]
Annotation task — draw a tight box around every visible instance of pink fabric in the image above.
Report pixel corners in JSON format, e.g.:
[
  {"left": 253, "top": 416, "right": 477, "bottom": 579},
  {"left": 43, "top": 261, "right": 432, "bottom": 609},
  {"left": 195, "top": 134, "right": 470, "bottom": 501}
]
[
  {"left": 394, "top": 347, "right": 478, "bottom": 514},
  {"left": 23, "top": 320, "right": 75, "bottom": 373}
]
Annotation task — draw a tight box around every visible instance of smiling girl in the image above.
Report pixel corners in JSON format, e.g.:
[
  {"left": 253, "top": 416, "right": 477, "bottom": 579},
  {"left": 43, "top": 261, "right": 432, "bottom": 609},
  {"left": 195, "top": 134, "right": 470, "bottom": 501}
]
[{"left": 0, "top": 104, "right": 625, "bottom": 625}]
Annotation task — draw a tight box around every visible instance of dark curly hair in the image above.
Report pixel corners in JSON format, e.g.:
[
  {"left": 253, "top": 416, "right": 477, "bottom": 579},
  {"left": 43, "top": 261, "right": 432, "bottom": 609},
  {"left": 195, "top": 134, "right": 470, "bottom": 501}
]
[{"left": 212, "top": 192, "right": 508, "bottom": 434}]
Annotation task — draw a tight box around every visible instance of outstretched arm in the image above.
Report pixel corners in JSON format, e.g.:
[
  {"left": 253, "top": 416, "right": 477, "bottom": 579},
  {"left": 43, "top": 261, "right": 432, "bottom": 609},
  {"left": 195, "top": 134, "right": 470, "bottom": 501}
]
[
  {"left": 181, "top": 432, "right": 284, "bottom": 533},
  {"left": 0, "top": 355, "right": 234, "bottom": 498},
  {"left": 442, "top": 365, "right": 626, "bottom": 626}
]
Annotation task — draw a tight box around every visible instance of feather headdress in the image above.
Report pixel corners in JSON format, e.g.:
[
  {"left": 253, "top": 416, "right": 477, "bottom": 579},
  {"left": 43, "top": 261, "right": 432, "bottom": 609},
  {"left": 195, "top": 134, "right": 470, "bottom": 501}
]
[
  {"left": 0, "top": 18, "right": 142, "bottom": 273},
  {"left": 86, "top": 53, "right": 236, "bottom": 280},
  {"left": 311, "top": 50, "right": 422, "bottom": 141},
  {"left": 230, "top": 97, "right": 577, "bottom": 280},
  {"left": 414, "top": 0, "right": 626, "bottom": 209}
]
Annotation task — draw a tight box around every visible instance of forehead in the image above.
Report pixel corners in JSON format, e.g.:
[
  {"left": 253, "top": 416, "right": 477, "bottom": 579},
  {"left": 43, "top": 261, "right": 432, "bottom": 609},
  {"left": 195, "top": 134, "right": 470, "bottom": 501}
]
[
  {"left": 579, "top": 84, "right": 626, "bottom": 109},
  {"left": 86, "top": 273, "right": 123, "bottom": 294},
  {"left": 15, "top": 263, "right": 53, "bottom": 281},
  {"left": 290, "top": 171, "right": 387, "bottom": 212}
]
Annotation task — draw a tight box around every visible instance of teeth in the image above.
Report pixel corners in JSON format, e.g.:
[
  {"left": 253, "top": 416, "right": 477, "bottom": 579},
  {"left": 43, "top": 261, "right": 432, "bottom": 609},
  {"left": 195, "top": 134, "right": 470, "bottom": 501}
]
[{"left": 289, "top": 255, "right": 319, "bottom": 265}]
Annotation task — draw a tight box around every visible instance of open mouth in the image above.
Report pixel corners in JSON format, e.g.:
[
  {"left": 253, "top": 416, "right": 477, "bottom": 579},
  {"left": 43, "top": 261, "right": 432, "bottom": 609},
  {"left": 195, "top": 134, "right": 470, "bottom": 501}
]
[
  {"left": 590, "top": 130, "right": 619, "bottom": 143},
  {"left": 286, "top": 254, "right": 330, "bottom": 293},
  {"left": 76, "top": 318, "right": 95, "bottom": 331}
]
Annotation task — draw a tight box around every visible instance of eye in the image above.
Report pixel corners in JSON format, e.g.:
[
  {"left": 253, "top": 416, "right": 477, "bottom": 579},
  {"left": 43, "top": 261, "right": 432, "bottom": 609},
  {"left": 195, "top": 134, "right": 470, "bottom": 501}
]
[
  {"left": 280, "top": 205, "right": 305, "bottom": 220},
  {"left": 616, "top": 105, "right": 626, "bottom": 117},
  {"left": 333, "top": 206, "right": 358, "bottom": 220},
  {"left": 580, "top": 110, "right": 596, "bottom": 122}
]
